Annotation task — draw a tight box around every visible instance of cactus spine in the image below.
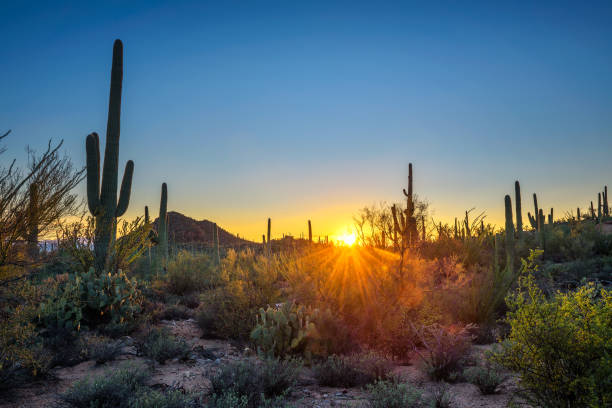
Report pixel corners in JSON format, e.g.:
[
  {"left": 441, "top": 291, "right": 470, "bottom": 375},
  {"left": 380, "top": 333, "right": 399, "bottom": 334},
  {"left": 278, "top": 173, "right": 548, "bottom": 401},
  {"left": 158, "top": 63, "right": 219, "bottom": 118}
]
[
  {"left": 504, "top": 195, "right": 515, "bottom": 274},
  {"left": 86, "top": 40, "right": 134, "bottom": 272},
  {"left": 514, "top": 181, "right": 522, "bottom": 236}
]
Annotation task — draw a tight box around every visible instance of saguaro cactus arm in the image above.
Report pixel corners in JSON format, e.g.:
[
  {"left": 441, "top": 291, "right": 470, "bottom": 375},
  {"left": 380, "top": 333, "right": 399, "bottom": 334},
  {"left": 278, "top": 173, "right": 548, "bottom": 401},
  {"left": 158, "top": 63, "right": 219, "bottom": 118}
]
[
  {"left": 86, "top": 133, "right": 101, "bottom": 215},
  {"left": 116, "top": 160, "right": 134, "bottom": 216}
]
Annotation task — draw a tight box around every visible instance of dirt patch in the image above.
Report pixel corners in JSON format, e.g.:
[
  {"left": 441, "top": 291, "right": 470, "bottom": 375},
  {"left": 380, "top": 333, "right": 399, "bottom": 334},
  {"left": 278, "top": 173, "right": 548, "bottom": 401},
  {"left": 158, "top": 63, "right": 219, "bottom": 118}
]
[{"left": 0, "top": 319, "right": 519, "bottom": 408}]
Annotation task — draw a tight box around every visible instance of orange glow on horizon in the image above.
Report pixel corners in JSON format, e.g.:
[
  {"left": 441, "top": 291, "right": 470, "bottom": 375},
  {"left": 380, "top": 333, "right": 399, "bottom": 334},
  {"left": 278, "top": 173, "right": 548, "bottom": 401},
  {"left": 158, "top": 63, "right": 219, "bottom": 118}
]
[{"left": 335, "top": 232, "right": 357, "bottom": 246}]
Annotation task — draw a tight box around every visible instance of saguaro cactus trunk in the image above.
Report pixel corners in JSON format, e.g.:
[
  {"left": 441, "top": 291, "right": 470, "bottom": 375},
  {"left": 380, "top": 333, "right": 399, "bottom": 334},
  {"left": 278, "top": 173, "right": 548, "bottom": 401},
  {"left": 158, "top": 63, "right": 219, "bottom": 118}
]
[
  {"left": 401, "top": 163, "right": 418, "bottom": 244},
  {"left": 156, "top": 183, "right": 168, "bottom": 273},
  {"left": 213, "top": 223, "right": 220, "bottom": 265},
  {"left": 504, "top": 195, "right": 515, "bottom": 275},
  {"left": 267, "top": 218, "right": 271, "bottom": 256},
  {"left": 86, "top": 40, "right": 134, "bottom": 272},
  {"left": 514, "top": 181, "right": 522, "bottom": 236},
  {"left": 308, "top": 220, "right": 312, "bottom": 243}
]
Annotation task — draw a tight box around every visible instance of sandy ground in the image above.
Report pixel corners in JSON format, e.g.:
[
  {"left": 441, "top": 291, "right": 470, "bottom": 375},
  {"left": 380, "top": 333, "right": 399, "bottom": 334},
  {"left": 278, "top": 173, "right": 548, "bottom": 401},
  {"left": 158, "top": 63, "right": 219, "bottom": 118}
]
[{"left": 0, "top": 319, "right": 517, "bottom": 408}]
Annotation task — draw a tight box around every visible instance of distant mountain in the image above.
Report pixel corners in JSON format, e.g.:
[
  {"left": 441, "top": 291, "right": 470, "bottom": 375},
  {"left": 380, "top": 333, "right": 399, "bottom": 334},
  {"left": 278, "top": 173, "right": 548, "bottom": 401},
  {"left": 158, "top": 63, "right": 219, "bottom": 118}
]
[{"left": 153, "top": 211, "right": 255, "bottom": 246}]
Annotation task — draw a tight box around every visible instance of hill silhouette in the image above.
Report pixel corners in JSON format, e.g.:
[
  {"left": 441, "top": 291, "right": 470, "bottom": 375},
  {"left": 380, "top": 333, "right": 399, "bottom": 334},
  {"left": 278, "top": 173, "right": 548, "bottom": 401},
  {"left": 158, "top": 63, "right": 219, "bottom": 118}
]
[{"left": 153, "top": 211, "right": 254, "bottom": 246}]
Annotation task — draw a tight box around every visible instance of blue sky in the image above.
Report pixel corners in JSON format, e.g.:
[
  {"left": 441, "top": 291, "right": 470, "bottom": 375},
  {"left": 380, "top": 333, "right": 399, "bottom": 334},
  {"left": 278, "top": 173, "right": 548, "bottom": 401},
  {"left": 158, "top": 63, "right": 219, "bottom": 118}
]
[{"left": 2, "top": 1, "right": 611, "bottom": 240}]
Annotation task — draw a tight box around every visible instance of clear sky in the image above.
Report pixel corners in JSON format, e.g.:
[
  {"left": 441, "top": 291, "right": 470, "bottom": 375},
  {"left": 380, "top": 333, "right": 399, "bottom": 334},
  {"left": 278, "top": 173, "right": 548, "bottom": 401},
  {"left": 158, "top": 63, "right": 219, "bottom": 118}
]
[{"left": 2, "top": 1, "right": 611, "bottom": 241}]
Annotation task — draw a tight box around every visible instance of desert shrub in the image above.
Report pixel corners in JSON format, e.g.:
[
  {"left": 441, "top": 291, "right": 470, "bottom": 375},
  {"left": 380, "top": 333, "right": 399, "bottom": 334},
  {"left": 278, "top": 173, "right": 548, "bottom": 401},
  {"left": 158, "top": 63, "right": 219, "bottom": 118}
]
[
  {"left": 429, "top": 384, "right": 454, "bottom": 408},
  {"left": 313, "top": 352, "right": 393, "bottom": 388},
  {"left": 87, "top": 337, "right": 125, "bottom": 365},
  {"left": 0, "top": 282, "right": 51, "bottom": 391},
  {"left": 313, "top": 355, "right": 363, "bottom": 388},
  {"left": 413, "top": 323, "right": 472, "bottom": 381},
  {"left": 542, "top": 256, "right": 612, "bottom": 288},
  {"left": 61, "top": 364, "right": 149, "bottom": 408},
  {"left": 206, "top": 391, "right": 248, "bottom": 408},
  {"left": 463, "top": 364, "right": 506, "bottom": 395},
  {"left": 41, "top": 326, "right": 89, "bottom": 367},
  {"left": 492, "top": 255, "right": 612, "bottom": 408},
  {"left": 365, "top": 379, "right": 422, "bottom": 408},
  {"left": 197, "top": 250, "right": 280, "bottom": 340},
  {"left": 166, "top": 251, "right": 217, "bottom": 295},
  {"left": 209, "top": 358, "right": 298, "bottom": 408},
  {"left": 39, "top": 267, "right": 142, "bottom": 332},
  {"left": 158, "top": 303, "right": 193, "bottom": 321},
  {"left": 141, "top": 327, "right": 191, "bottom": 364},
  {"left": 129, "top": 388, "right": 202, "bottom": 408}
]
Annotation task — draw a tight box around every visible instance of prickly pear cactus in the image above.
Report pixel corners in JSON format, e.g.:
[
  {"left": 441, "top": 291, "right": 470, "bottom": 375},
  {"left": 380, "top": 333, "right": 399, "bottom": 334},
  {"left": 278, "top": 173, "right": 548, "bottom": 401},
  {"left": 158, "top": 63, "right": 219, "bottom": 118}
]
[{"left": 251, "top": 302, "right": 317, "bottom": 359}]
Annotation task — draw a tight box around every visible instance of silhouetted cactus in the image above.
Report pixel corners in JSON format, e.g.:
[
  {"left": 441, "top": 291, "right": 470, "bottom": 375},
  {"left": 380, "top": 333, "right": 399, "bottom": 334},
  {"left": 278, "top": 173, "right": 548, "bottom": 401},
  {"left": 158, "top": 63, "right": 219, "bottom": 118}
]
[
  {"left": 504, "top": 195, "right": 515, "bottom": 274},
  {"left": 598, "top": 193, "right": 602, "bottom": 219},
  {"left": 308, "top": 220, "right": 312, "bottom": 243},
  {"left": 267, "top": 218, "right": 271, "bottom": 256},
  {"left": 213, "top": 223, "right": 220, "bottom": 265},
  {"left": 515, "top": 181, "right": 523, "bottom": 236},
  {"left": 548, "top": 208, "right": 554, "bottom": 225},
  {"left": 604, "top": 186, "right": 609, "bottom": 217},
  {"left": 527, "top": 193, "right": 540, "bottom": 231},
  {"left": 591, "top": 201, "right": 596, "bottom": 219},
  {"left": 577, "top": 207, "right": 581, "bottom": 221},
  {"left": 401, "top": 163, "right": 418, "bottom": 244},
  {"left": 156, "top": 183, "right": 168, "bottom": 273},
  {"left": 86, "top": 40, "right": 134, "bottom": 272}
]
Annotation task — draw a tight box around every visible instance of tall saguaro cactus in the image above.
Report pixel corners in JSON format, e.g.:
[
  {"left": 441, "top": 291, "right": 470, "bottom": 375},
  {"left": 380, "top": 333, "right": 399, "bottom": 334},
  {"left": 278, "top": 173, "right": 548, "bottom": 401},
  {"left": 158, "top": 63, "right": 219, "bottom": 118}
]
[
  {"left": 504, "top": 195, "right": 515, "bottom": 275},
  {"left": 514, "top": 181, "right": 522, "bottom": 236},
  {"left": 213, "top": 223, "right": 220, "bottom": 265},
  {"left": 604, "top": 186, "right": 609, "bottom": 217},
  {"left": 401, "top": 163, "right": 418, "bottom": 244},
  {"left": 308, "top": 220, "right": 312, "bottom": 243},
  {"left": 267, "top": 218, "right": 271, "bottom": 256},
  {"left": 157, "top": 183, "right": 168, "bottom": 272},
  {"left": 87, "top": 39, "right": 134, "bottom": 272}
]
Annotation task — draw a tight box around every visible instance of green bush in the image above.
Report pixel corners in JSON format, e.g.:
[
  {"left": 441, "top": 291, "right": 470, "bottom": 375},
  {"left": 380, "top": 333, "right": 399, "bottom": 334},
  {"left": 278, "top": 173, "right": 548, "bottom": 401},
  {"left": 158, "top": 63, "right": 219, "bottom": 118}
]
[
  {"left": 365, "top": 379, "right": 422, "bottom": 408},
  {"left": 463, "top": 364, "right": 506, "bottom": 395},
  {"left": 313, "top": 352, "right": 394, "bottom": 388},
  {"left": 197, "top": 250, "right": 280, "bottom": 340},
  {"left": 39, "top": 267, "right": 142, "bottom": 332},
  {"left": 141, "top": 327, "right": 191, "bottom": 364},
  {"left": 209, "top": 358, "right": 298, "bottom": 408},
  {"left": 166, "top": 251, "right": 217, "bottom": 295},
  {"left": 492, "top": 257, "right": 612, "bottom": 407},
  {"left": 129, "top": 389, "right": 202, "bottom": 408},
  {"left": 206, "top": 391, "right": 248, "bottom": 408},
  {"left": 60, "top": 364, "right": 149, "bottom": 408},
  {"left": 0, "top": 282, "right": 51, "bottom": 391}
]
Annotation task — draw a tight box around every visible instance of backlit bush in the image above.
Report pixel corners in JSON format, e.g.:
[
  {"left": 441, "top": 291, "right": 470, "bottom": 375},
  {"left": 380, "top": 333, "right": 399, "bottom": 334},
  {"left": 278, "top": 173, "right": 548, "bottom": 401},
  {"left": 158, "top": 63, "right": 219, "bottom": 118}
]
[
  {"left": 166, "top": 250, "right": 217, "bottom": 295},
  {"left": 413, "top": 323, "right": 473, "bottom": 381},
  {"left": 196, "top": 249, "right": 280, "bottom": 340},
  {"left": 493, "top": 258, "right": 612, "bottom": 407}
]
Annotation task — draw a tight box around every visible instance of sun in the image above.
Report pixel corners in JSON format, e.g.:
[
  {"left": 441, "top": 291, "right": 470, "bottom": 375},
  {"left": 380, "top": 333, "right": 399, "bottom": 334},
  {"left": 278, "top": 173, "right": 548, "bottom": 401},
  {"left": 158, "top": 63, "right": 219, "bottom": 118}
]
[{"left": 337, "top": 232, "right": 357, "bottom": 246}]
